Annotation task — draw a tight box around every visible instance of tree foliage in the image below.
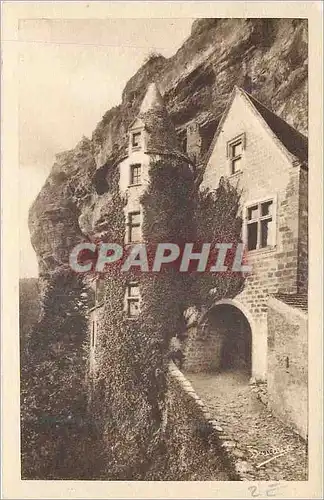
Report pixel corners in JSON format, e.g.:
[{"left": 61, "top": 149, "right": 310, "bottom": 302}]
[{"left": 20, "top": 268, "right": 96, "bottom": 479}]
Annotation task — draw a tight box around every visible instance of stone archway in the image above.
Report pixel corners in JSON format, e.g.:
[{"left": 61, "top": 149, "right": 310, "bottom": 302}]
[{"left": 202, "top": 302, "right": 252, "bottom": 377}]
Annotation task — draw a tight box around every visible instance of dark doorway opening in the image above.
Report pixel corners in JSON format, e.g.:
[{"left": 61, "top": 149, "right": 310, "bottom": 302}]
[{"left": 206, "top": 304, "right": 252, "bottom": 376}]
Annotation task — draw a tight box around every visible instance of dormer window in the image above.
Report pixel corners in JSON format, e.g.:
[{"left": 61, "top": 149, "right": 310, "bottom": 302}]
[
  {"left": 132, "top": 131, "right": 141, "bottom": 149},
  {"left": 130, "top": 164, "right": 141, "bottom": 186},
  {"left": 227, "top": 133, "right": 246, "bottom": 175}
]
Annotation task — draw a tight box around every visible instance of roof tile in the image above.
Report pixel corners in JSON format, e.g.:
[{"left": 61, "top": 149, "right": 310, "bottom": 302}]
[{"left": 273, "top": 293, "right": 308, "bottom": 312}]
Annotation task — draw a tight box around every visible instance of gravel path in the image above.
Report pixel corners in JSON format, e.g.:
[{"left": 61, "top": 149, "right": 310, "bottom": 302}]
[{"left": 186, "top": 371, "right": 307, "bottom": 481}]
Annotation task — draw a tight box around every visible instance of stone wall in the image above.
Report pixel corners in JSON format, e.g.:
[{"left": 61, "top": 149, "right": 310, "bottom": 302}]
[
  {"left": 297, "top": 167, "right": 308, "bottom": 293},
  {"left": 164, "top": 362, "right": 246, "bottom": 480},
  {"left": 267, "top": 297, "right": 308, "bottom": 439},
  {"left": 200, "top": 89, "right": 306, "bottom": 379},
  {"left": 182, "top": 323, "right": 224, "bottom": 373},
  {"left": 183, "top": 305, "right": 252, "bottom": 374}
]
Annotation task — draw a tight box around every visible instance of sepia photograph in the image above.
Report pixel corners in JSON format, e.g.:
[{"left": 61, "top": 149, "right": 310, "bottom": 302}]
[{"left": 1, "top": 2, "right": 323, "bottom": 498}]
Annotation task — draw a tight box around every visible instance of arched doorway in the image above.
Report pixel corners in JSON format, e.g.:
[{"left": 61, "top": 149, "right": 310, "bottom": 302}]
[{"left": 203, "top": 303, "right": 252, "bottom": 377}]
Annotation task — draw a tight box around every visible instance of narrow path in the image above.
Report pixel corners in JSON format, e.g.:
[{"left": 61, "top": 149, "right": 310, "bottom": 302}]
[{"left": 186, "top": 371, "right": 307, "bottom": 481}]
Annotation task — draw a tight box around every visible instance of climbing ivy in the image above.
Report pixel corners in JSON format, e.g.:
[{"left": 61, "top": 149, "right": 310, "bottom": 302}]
[
  {"left": 89, "top": 156, "right": 194, "bottom": 479},
  {"left": 90, "top": 158, "right": 245, "bottom": 480},
  {"left": 191, "top": 177, "right": 245, "bottom": 309}
]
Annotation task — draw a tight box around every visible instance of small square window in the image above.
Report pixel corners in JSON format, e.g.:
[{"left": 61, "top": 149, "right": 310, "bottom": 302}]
[
  {"left": 261, "top": 201, "right": 273, "bottom": 217},
  {"left": 261, "top": 218, "right": 274, "bottom": 247},
  {"left": 127, "top": 211, "right": 141, "bottom": 243},
  {"left": 126, "top": 283, "right": 140, "bottom": 318},
  {"left": 132, "top": 132, "right": 141, "bottom": 148},
  {"left": 248, "top": 205, "right": 259, "bottom": 220},
  {"left": 128, "top": 300, "right": 139, "bottom": 317},
  {"left": 246, "top": 199, "right": 275, "bottom": 251},
  {"left": 232, "top": 142, "right": 242, "bottom": 157},
  {"left": 227, "top": 134, "right": 245, "bottom": 175},
  {"left": 231, "top": 156, "right": 242, "bottom": 174},
  {"left": 129, "top": 211, "right": 140, "bottom": 225},
  {"left": 128, "top": 284, "right": 140, "bottom": 297},
  {"left": 130, "top": 164, "right": 141, "bottom": 185},
  {"left": 247, "top": 222, "right": 258, "bottom": 250}
]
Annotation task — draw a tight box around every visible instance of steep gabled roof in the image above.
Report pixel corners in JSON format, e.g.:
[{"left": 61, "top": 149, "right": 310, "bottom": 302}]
[
  {"left": 274, "top": 293, "right": 308, "bottom": 313},
  {"left": 203, "top": 87, "right": 237, "bottom": 167},
  {"left": 241, "top": 89, "right": 308, "bottom": 164},
  {"left": 204, "top": 86, "right": 308, "bottom": 168}
]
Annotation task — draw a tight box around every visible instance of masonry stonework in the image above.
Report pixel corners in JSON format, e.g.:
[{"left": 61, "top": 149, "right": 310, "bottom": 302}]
[
  {"left": 297, "top": 167, "right": 308, "bottom": 293},
  {"left": 267, "top": 297, "right": 308, "bottom": 439},
  {"left": 195, "top": 88, "right": 308, "bottom": 381},
  {"left": 183, "top": 303, "right": 252, "bottom": 375}
]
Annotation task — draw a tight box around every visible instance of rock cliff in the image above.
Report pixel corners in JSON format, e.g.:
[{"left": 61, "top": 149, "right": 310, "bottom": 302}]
[{"left": 29, "top": 18, "right": 308, "bottom": 274}]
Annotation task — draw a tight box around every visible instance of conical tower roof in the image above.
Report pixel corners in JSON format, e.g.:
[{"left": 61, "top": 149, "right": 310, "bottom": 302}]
[
  {"left": 137, "top": 82, "right": 185, "bottom": 157},
  {"left": 140, "top": 82, "right": 165, "bottom": 113}
]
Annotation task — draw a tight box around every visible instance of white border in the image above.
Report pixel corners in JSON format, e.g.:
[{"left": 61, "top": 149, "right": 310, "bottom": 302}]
[{"left": 1, "top": 2, "right": 323, "bottom": 499}]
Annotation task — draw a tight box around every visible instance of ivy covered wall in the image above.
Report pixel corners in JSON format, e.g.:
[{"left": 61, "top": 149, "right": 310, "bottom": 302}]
[
  {"left": 89, "top": 157, "right": 245, "bottom": 479},
  {"left": 21, "top": 154, "right": 245, "bottom": 480}
]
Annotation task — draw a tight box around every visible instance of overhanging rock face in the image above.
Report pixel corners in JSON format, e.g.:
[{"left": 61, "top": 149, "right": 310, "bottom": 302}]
[{"left": 29, "top": 19, "right": 308, "bottom": 278}]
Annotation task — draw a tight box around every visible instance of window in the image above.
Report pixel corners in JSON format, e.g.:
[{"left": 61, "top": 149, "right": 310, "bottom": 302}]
[
  {"left": 130, "top": 164, "right": 141, "bottom": 185},
  {"left": 229, "top": 140, "right": 242, "bottom": 174},
  {"left": 132, "top": 132, "right": 141, "bottom": 149},
  {"left": 227, "top": 134, "right": 245, "bottom": 175},
  {"left": 126, "top": 283, "right": 140, "bottom": 318},
  {"left": 246, "top": 199, "right": 275, "bottom": 251},
  {"left": 127, "top": 211, "right": 141, "bottom": 243}
]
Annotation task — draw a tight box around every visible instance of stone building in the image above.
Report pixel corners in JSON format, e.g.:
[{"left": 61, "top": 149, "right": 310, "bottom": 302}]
[
  {"left": 89, "top": 82, "right": 191, "bottom": 366},
  {"left": 89, "top": 83, "right": 308, "bottom": 438},
  {"left": 181, "top": 86, "right": 308, "bottom": 437}
]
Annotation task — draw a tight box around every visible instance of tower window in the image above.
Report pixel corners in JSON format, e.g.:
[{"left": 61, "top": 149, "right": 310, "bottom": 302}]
[
  {"left": 130, "top": 164, "right": 141, "bottom": 185},
  {"left": 127, "top": 211, "right": 141, "bottom": 243},
  {"left": 126, "top": 283, "right": 140, "bottom": 318},
  {"left": 245, "top": 199, "right": 275, "bottom": 251},
  {"left": 132, "top": 132, "right": 141, "bottom": 149}
]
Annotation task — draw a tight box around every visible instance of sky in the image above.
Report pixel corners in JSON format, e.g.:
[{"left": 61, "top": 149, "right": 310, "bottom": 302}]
[{"left": 19, "top": 18, "right": 194, "bottom": 278}]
